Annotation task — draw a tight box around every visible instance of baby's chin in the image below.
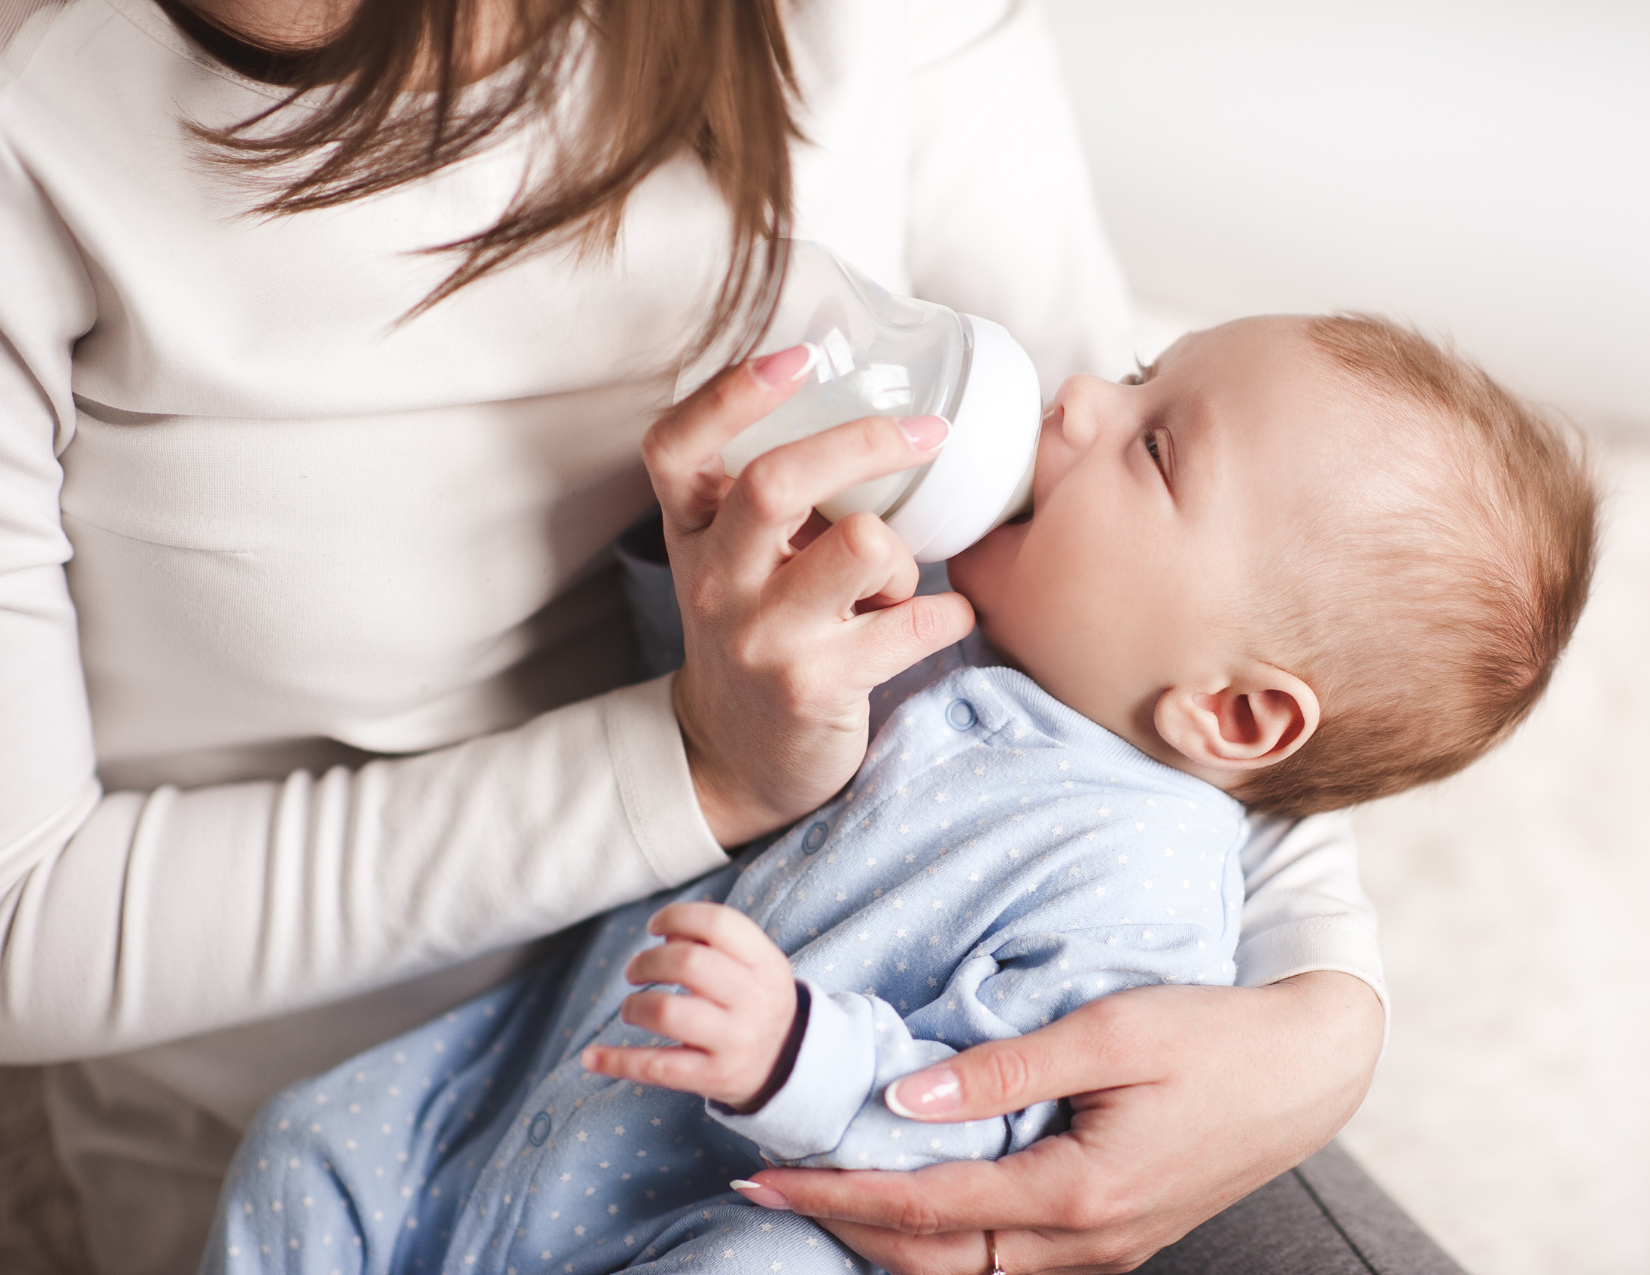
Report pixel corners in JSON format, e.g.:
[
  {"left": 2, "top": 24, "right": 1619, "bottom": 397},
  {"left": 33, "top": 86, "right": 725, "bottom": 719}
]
[{"left": 947, "top": 518, "right": 1030, "bottom": 612}]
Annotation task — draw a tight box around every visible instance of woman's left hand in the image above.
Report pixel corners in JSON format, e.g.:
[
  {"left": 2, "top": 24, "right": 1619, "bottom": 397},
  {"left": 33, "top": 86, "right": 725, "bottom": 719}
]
[{"left": 734, "top": 971, "right": 1383, "bottom": 1274}]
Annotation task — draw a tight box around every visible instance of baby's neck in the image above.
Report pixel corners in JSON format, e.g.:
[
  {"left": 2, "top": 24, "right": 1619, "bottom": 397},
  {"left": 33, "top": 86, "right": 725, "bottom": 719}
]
[{"left": 975, "top": 631, "right": 1241, "bottom": 799}]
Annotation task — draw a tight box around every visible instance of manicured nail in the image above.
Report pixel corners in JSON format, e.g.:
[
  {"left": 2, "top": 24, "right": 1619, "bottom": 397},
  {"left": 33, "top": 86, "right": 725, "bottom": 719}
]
[
  {"left": 885, "top": 1068, "right": 962, "bottom": 1119},
  {"left": 751, "top": 345, "right": 813, "bottom": 387},
  {"left": 897, "top": 415, "right": 951, "bottom": 452},
  {"left": 730, "top": 1179, "right": 793, "bottom": 1210}
]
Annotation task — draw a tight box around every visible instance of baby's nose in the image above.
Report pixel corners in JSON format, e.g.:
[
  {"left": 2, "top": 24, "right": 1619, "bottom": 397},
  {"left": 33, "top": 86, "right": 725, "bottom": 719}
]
[{"left": 1050, "top": 374, "right": 1132, "bottom": 447}]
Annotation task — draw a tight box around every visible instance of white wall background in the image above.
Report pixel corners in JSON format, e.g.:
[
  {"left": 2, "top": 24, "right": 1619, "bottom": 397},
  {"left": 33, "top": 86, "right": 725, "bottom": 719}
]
[
  {"left": 1045, "top": 0, "right": 1650, "bottom": 433},
  {"left": 1041, "top": 3, "right": 1650, "bottom": 1273}
]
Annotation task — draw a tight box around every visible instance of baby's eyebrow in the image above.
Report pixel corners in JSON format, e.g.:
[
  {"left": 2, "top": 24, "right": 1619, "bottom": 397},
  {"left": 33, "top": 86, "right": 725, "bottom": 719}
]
[{"left": 1123, "top": 357, "right": 1159, "bottom": 386}]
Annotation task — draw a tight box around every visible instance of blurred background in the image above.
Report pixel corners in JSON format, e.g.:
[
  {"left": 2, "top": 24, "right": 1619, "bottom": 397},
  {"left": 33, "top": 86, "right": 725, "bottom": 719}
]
[{"left": 1040, "top": 1, "right": 1648, "bottom": 1271}]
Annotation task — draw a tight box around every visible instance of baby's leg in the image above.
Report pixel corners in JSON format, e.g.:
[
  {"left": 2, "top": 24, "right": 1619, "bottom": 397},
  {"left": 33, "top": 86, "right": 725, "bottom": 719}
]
[
  {"left": 618, "top": 1199, "right": 870, "bottom": 1275},
  {"left": 202, "top": 1064, "right": 423, "bottom": 1275},
  {"left": 201, "top": 964, "right": 562, "bottom": 1275},
  {"left": 202, "top": 1113, "right": 366, "bottom": 1275}
]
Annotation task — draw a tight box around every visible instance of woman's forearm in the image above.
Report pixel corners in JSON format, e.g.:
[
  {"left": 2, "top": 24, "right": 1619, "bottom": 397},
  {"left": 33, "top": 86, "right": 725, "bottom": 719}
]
[{"left": 0, "top": 676, "right": 727, "bottom": 1064}]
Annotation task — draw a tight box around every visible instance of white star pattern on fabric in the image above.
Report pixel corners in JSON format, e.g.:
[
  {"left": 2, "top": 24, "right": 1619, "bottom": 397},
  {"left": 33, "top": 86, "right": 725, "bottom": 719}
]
[{"left": 208, "top": 660, "right": 1245, "bottom": 1275}]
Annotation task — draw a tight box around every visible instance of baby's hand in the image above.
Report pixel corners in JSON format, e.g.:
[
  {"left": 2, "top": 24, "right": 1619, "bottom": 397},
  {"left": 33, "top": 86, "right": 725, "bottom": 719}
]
[{"left": 581, "top": 901, "right": 798, "bottom": 1113}]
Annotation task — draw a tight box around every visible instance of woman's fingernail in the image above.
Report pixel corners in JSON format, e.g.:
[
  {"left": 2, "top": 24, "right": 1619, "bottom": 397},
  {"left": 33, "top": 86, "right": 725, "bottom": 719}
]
[
  {"left": 751, "top": 345, "right": 813, "bottom": 387},
  {"left": 897, "top": 415, "right": 951, "bottom": 452},
  {"left": 885, "top": 1068, "right": 963, "bottom": 1119},
  {"left": 730, "top": 1179, "right": 793, "bottom": 1211}
]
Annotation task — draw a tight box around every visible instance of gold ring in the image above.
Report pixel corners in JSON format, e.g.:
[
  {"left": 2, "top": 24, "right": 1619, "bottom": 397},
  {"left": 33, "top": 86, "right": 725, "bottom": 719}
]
[{"left": 985, "top": 1230, "right": 1006, "bottom": 1275}]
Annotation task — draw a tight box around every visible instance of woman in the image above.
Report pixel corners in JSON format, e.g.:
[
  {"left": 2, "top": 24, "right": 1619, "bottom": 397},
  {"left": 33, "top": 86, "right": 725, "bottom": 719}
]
[{"left": 0, "top": 1, "right": 1391, "bottom": 1271}]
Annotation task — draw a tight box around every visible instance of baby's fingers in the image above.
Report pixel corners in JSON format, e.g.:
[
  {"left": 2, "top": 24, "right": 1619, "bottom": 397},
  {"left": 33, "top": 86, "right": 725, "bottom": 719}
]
[
  {"left": 620, "top": 988, "right": 727, "bottom": 1050},
  {"left": 582, "top": 1043, "right": 714, "bottom": 1097},
  {"left": 627, "top": 941, "right": 749, "bottom": 1010},
  {"left": 647, "top": 902, "right": 787, "bottom": 972}
]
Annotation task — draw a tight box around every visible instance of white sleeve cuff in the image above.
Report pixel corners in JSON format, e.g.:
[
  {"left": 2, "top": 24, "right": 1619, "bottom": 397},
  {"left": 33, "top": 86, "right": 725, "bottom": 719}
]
[
  {"left": 707, "top": 984, "right": 877, "bottom": 1163},
  {"left": 602, "top": 672, "right": 729, "bottom": 888},
  {"left": 1234, "top": 916, "right": 1387, "bottom": 999},
  {"left": 1235, "top": 810, "right": 1390, "bottom": 1051}
]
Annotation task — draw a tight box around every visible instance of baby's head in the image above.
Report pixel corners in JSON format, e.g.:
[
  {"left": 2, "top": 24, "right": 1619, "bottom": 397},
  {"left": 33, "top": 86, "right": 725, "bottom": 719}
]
[{"left": 949, "top": 315, "right": 1598, "bottom": 816}]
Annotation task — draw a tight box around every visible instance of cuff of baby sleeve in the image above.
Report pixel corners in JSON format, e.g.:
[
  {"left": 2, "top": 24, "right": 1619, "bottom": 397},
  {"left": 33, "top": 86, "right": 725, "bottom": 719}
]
[
  {"left": 1235, "top": 917, "right": 1392, "bottom": 1055},
  {"left": 707, "top": 984, "right": 877, "bottom": 1163},
  {"left": 602, "top": 672, "right": 729, "bottom": 887}
]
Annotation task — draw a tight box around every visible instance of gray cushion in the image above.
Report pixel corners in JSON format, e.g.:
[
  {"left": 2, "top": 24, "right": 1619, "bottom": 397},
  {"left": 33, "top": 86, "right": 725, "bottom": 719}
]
[{"left": 1141, "top": 1142, "right": 1468, "bottom": 1275}]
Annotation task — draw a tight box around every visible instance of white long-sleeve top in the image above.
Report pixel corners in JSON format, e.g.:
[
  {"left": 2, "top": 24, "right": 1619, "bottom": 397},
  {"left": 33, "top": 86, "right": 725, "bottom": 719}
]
[{"left": 0, "top": 0, "right": 1383, "bottom": 1124}]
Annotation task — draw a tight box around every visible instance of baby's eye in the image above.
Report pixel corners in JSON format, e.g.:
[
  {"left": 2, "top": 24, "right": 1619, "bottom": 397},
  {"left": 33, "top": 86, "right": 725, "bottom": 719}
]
[{"left": 1144, "top": 431, "right": 1162, "bottom": 464}]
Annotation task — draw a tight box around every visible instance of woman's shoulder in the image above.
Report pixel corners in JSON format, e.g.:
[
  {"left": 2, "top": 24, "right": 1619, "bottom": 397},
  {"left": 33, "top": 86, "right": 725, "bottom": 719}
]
[{"left": 907, "top": 0, "right": 1019, "bottom": 71}]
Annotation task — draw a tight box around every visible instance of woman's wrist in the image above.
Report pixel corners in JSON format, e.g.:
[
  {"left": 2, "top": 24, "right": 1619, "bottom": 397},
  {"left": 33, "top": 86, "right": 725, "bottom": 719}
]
[{"left": 674, "top": 676, "right": 781, "bottom": 848}]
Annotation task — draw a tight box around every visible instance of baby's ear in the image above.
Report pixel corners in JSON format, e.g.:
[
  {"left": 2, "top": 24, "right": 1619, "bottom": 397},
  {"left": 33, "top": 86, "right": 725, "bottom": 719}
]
[{"left": 1153, "top": 663, "right": 1319, "bottom": 774}]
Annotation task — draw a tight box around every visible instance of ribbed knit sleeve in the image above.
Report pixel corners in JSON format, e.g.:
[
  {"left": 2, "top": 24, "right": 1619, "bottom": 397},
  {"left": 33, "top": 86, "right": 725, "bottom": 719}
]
[{"left": 0, "top": 668, "right": 727, "bottom": 1063}]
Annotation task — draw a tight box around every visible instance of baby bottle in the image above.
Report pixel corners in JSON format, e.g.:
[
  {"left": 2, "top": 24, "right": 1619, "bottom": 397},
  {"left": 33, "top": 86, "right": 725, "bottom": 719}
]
[{"left": 704, "top": 241, "right": 1043, "bottom": 563}]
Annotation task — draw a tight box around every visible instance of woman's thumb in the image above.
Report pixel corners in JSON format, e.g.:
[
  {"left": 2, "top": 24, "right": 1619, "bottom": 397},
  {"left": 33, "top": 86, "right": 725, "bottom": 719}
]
[{"left": 882, "top": 1004, "right": 1130, "bottom": 1122}]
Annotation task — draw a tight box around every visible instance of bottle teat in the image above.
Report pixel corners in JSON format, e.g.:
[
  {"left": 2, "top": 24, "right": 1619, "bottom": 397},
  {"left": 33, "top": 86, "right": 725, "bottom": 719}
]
[{"left": 880, "top": 313, "right": 1042, "bottom": 560}]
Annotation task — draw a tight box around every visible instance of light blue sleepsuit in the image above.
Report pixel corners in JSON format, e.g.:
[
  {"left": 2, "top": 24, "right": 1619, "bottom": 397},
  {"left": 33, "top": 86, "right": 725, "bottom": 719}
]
[{"left": 204, "top": 644, "right": 1247, "bottom": 1275}]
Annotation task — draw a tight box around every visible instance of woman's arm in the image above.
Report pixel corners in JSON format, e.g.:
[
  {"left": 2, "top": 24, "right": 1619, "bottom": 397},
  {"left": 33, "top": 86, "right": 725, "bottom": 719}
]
[
  {"left": 0, "top": 136, "right": 726, "bottom": 1063},
  {"left": 0, "top": 165, "right": 963, "bottom": 1065},
  {"left": 0, "top": 284, "right": 731, "bottom": 1064},
  {"left": 1234, "top": 810, "right": 1389, "bottom": 1023}
]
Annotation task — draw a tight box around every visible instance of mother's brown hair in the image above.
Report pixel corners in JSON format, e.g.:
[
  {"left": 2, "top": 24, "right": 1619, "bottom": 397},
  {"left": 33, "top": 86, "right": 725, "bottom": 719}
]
[{"left": 159, "top": 0, "right": 802, "bottom": 346}]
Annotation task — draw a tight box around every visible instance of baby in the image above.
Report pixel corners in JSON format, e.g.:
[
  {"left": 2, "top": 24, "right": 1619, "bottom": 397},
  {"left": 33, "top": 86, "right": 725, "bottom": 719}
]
[{"left": 203, "top": 315, "right": 1596, "bottom": 1275}]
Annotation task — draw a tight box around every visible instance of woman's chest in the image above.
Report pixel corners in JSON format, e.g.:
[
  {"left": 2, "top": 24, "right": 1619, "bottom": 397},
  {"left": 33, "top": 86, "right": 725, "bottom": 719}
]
[
  {"left": 17, "top": 0, "right": 913, "bottom": 420},
  {"left": 60, "top": 379, "right": 665, "bottom": 767}
]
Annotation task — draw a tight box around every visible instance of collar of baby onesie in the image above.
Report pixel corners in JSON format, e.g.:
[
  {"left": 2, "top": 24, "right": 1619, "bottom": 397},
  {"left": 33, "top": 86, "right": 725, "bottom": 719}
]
[{"left": 959, "top": 663, "right": 1246, "bottom": 820}]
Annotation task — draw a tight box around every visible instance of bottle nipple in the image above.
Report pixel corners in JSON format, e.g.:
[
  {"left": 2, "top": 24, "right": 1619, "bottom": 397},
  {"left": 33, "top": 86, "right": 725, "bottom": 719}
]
[{"left": 990, "top": 449, "right": 1038, "bottom": 532}]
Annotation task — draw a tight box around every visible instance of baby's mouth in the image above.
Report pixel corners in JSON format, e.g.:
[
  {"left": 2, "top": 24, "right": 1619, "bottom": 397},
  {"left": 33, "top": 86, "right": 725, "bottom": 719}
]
[{"left": 1007, "top": 410, "right": 1062, "bottom": 525}]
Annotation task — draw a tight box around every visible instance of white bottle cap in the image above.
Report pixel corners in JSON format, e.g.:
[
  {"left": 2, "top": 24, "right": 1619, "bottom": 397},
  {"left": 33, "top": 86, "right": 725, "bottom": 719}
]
[{"left": 886, "top": 315, "right": 1042, "bottom": 563}]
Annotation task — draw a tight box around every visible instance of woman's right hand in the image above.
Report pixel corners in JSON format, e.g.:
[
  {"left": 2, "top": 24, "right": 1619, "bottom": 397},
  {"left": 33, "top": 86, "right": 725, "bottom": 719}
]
[
  {"left": 642, "top": 345, "right": 975, "bottom": 846},
  {"left": 745, "top": 970, "right": 1385, "bottom": 1274}
]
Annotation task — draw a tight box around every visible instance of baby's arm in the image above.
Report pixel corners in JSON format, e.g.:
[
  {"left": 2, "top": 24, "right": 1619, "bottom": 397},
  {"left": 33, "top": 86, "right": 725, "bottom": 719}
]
[
  {"left": 581, "top": 901, "right": 800, "bottom": 1112},
  {"left": 711, "top": 917, "right": 1233, "bottom": 1172},
  {"left": 712, "top": 983, "right": 1012, "bottom": 1169},
  {"left": 583, "top": 899, "right": 1233, "bottom": 1173},
  {"left": 579, "top": 899, "right": 1007, "bottom": 1168}
]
